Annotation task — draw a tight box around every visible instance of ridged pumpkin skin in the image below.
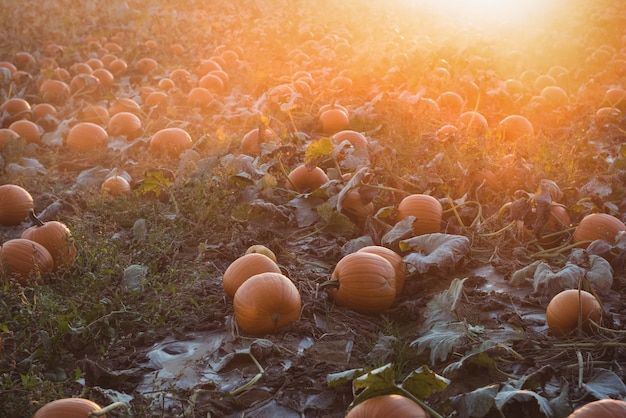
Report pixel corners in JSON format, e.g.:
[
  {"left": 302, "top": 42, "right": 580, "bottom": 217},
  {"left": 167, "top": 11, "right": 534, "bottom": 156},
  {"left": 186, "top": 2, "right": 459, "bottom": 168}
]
[
  {"left": 396, "top": 194, "right": 442, "bottom": 235},
  {"left": 346, "top": 394, "right": 429, "bottom": 418},
  {"left": 357, "top": 246, "right": 406, "bottom": 294},
  {"left": 0, "top": 184, "right": 34, "bottom": 225},
  {"left": 223, "top": 253, "right": 282, "bottom": 299},
  {"left": 286, "top": 165, "right": 329, "bottom": 193},
  {"left": 21, "top": 220, "right": 77, "bottom": 270},
  {"left": 65, "top": 122, "right": 109, "bottom": 152},
  {"left": 33, "top": 397, "right": 104, "bottom": 418},
  {"left": 329, "top": 252, "right": 396, "bottom": 315},
  {"left": 0, "top": 238, "right": 54, "bottom": 284},
  {"left": 546, "top": 289, "right": 602, "bottom": 338},
  {"left": 233, "top": 272, "right": 301, "bottom": 335},
  {"left": 572, "top": 213, "right": 626, "bottom": 247},
  {"left": 567, "top": 399, "right": 626, "bottom": 417}
]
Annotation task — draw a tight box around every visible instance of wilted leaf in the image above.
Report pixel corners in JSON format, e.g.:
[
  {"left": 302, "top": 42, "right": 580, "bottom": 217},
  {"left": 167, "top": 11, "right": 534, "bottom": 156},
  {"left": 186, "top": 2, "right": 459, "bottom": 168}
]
[
  {"left": 316, "top": 203, "right": 356, "bottom": 235},
  {"left": 401, "top": 234, "right": 470, "bottom": 276},
  {"left": 494, "top": 383, "right": 554, "bottom": 417},
  {"left": 421, "top": 277, "right": 467, "bottom": 330},
  {"left": 582, "top": 369, "right": 626, "bottom": 399},
  {"left": 411, "top": 321, "right": 468, "bottom": 364},
  {"left": 401, "top": 365, "right": 449, "bottom": 399},
  {"left": 531, "top": 262, "right": 584, "bottom": 301},
  {"left": 380, "top": 216, "right": 415, "bottom": 250},
  {"left": 336, "top": 166, "right": 369, "bottom": 212},
  {"left": 287, "top": 196, "right": 324, "bottom": 227},
  {"left": 450, "top": 384, "right": 499, "bottom": 418},
  {"left": 326, "top": 368, "right": 364, "bottom": 387}
]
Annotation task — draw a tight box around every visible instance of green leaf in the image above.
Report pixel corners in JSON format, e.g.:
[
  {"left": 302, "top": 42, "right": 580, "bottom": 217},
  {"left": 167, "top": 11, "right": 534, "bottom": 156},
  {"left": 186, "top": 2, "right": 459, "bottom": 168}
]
[
  {"left": 305, "top": 136, "right": 334, "bottom": 166},
  {"left": 316, "top": 203, "right": 356, "bottom": 235},
  {"left": 353, "top": 363, "right": 396, "bottom": 392},
  {"left": 326, "top": 368, "right": 364, "bottom": 387},
  {"left": 401, "top": 365, "right": 449, "bottom": 399}
]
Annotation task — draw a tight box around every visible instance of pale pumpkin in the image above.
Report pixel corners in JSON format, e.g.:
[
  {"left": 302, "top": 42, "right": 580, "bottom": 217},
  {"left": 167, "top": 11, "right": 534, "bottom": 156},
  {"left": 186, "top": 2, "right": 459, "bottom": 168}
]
[
  {"left": 222, "top": 253, "right": 282, "bottom": 299},
  {"left": 328, "top": 252, "right": 396, "bottom": 314},
  {"left": 233, "top": 272, "right": 301, "bottom": 335}
]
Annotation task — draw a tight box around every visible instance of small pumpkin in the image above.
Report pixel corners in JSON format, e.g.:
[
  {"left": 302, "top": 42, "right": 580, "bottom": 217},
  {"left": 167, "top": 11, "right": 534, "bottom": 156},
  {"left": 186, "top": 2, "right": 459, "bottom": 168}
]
[
  {"left": 327, "top": 252, "right": 396, "bottom": 315},
  {"left": 357, "top": 246, "right": 406, "bottom": 294},
  {"left": 149, "top": 127, "right": 193, "bottom": 157},
  {"left": 346, "top": 394, "right": 428, "bottom": 418},
  {"left": 567, "top": 399, "right": 626, "bottom": 417},
  {"left": 572, "top": 213, "right": 626, "bottom": 248},
  {"left": 101, "top": 175, "right": 131, "bottom": 196},
  {"left": 245, "top": 245, "right": 277, "bottom": 263},
  {"left": 222, "top": 253, "right": 282, "bottom": 299},
  {"left": 65, "top": 122, "right": 109, "bottom": 152},
  {"left": 33, "top": 397, "right": 105, "bottom": 418},
  {"left": 233, "top": 272, "right": 301, "bottom": 335},
  {"left": 0, "top": 238, "right": 54, "bottom": 284},
  {"left": 546, "top": 289, "right": 602, "bottom": 338},
  {"left": 286, "top": 164, "right": 329, "bottom": 193},
  {"left": 396, "top": 194, "right": 442, "bottom": 235},
  {"left": 21, "top": 211, "right": 77, "bottom": 270},
  {"left": 0, "top": 184, "right": 34, "bottom": 225}
]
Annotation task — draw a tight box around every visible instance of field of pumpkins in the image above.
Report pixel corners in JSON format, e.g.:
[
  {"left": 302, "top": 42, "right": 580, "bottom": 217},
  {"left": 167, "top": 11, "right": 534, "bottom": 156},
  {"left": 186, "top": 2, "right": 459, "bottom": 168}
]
[{"left": 2, "top": 0, "right": 626, "bottom": 416}]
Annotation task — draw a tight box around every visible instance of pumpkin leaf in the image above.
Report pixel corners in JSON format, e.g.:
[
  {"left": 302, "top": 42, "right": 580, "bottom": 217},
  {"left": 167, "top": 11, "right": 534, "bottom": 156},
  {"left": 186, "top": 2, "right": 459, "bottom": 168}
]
[
  {"left": 134, "top": 169, "right": 173, "bottom": 198},
  {"left": 353, "top": 363, "right": 396, "bottom": 392},
  {"left": 582, "top": 369, "right": 626, "bottom": 399},
  {"left": 420, "top": 277, "right": 467, "bottom": 330},
  {"left": 411, "top": 321, "right": 468, "bottom": 364},
  {"left": 450, "top": 384, "right": 500, "bottom": 418},
  {"left": 305, "top": 136, "right": 334, "bottom": 167},
  {"left": 401, "top": 233, "right": 470, "bottom": 276},
  {"left": 401, "top": 365, "right": 449, "bottom": 399},
  {"left": 315, "top": 203, "right": 356, "bottom": 235},
  {"left": 494, "top": 383, "right": 554, "bottom": 418},
  {"left": 326, "top": 368, "right": 365, "bottom": 387}
]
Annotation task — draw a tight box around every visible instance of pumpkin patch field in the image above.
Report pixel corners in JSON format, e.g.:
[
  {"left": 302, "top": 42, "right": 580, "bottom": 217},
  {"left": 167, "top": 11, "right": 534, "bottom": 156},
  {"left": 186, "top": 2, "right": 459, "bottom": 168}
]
[{"left": 3, "top": 0, "right": 626, "bottom": 416}]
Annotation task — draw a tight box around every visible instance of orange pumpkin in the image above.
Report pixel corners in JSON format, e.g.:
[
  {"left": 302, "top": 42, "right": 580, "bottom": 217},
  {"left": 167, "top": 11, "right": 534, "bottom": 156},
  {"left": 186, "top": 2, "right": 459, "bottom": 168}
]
[
  {"left": 0, "top": 184, "right": 34, "bottom": 225},
  {"left": 546, "top": 289, "right": 602, "bottom": 338},
  {"left": 223, "top": 253, "right": 282, "bottom": 299},
  {"left": 567, "top": 399, "right": 626, "bottom": 417},
  {"left": 341, "top": 190, "right": 375, "bottom": 221},
  {"left": 328, "top": 252, "right": 396, "bottom": 314},
  {"left": 148, "top": 127, "right": 193, "bottom": 157},
  {"left": 65, "top": 122, "right": 109, "bottom": 152},
  {"left": 331, "top": 130, "right": 368, "bottom": 148},
  {"left": 8, "top": 119, "right": 41, "bottom": 144},
  {"left": 0, "top": 97, "right": 32, "bottom": 125},
  {"left": 240, "top": 127, "right": 274, "bottom": 156},
  {"left": 357, "top": 246, "right": 406, "bottom": 294},
  {"left": 572, "top": 213, "right": 626, "bottom": 247},
  {"left": 0, "top": 238, "right": 54, "bottom": 284},
  {"left": 233, "top": 272, "right": 301, "bottom": 335},
  {"left": 33, "top": 398, "right": 105, "bottom": 418},
  {"left": 536, "top": 204, "right": 571, "bottom": 249},
  {"left": 319, "top": 107, "right": 350, "bottom": 134},
  {"left": 39, "top": 79, "right": 71, "bottom": 105},
  {"left": 346, "top": 394, "right": 428, "bottom": 418},
  {"left": 498, "top": 115, "right": 534, "bottom": 141},
  {"left": 107, "top": 111, "right": 142, "bottom": 138},
  {"left": 21, "top": 212, "right": 77, "bottom": 270},
  {"left": 286, "top": 164, "right": 329, "bottom": 193},
  {"left": 244, "top": 245, "right": 277, "bottom": 263},
  {"left": 396, "top": 194, "right": 442, "bottom": 235}
]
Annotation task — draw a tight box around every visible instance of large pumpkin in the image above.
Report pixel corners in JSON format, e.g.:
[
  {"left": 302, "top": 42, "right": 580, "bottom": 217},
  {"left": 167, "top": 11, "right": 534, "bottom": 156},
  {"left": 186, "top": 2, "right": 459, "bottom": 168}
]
[
  {"left": 0, "top": 184, "right": 34, "bottom": 225},
  {"left": 0, "top": 238, "right": 54, "bottom": 284},
  {"left": 357, "top": 246, "right": 406, "bottom": 294},
  {"left": 233, "top": 272, "right": 301, "bottom": 335},
  {"left": 567, "top": 399, "right": 626, "bottom": 417},
  {"left": 148, "top": 127, "right": 192, "bottom": 157},
  {"left": 546, "top": 289, "right": 602, "bottom": 338},
  {"left": 346, "top": 394, "right": 428, "bottom": 418},
  {"left": 328, "top": 252, "right": 396, "bottom": 314},
  {"left": 572, "top": 213, "right": 626, "bottom": 248},
  {"left": 396, "top": 194, "right": 442, "bottom": 235},
  {"left": 33, "top": 398, "right": 105, "bottom": 418},
  {"left": 21, "top": 212, "right": 77, "bottom": 270},
  {"left": 222, "top": 253, "right": 282, "bottom": 299},
  {"left": 65, "top": 122, "right": 109, "bottom": 152}
]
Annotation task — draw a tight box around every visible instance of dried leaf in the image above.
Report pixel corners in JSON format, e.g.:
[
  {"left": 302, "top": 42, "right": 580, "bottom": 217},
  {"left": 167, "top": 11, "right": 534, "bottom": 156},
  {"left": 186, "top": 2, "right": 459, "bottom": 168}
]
[
  {"left": 401, "top": 234, "right": 470, "bottom": 276},
  {"left": 582, "top": 369, "right": 626, "bottom": 400}
]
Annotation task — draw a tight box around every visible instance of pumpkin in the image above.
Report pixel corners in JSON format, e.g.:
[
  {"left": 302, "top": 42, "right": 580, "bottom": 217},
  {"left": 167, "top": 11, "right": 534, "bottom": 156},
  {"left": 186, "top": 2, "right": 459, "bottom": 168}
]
[
  {"left": 319, "top": 107, "right": 350, "bottom": 134},
  {"left": 92, "top": 68, "right": 115, "bottom": 88},
  {"left": 327, "top": 252, "right": 396, "bottom": 315},
  {"left": 108, "top": 98, "right": 142, "bottom": 116},
  {"left": 65, "top": 122, "right": 109, "bottom": 152},
  {"left": 0, "top": 97, "right": 32, "bottom": 126},
  {"left": 39, "top": 79, "right": 71, "bottom": 105},
  {"left": 498, "top": 114, "right": 534, "bottom": 141},
  {"left": 331, "top": 130, "right": 368, "bottom": 148},
  {"left": 0, "top": 128, "right": 19, "bottom": 149},
  {"left": 540, "top": 85, "right": 568, "bottom": 107},
  {"left": 101, "top": 176, "right": 131, "bottom": 196},
  {"left": 0, "top": 184, "right": 34, "bottom": 225},
  {"left": 546, "top": 289, "right": 602, "bottom": 338},
  {"left": 79, "top": 105, "right": 109, "bottom": 125},
  {"left": 240, "top": 127, "right": 274, "bottom": 156},
  {"left": 346, "top": 394, "right": 428, "bottom": 418},
  {"left": 567, "top": 399, "right": 626, "bottom": 417},
  {"left": 341, "top": 190, "right": 375, "bottom": 221},
  {"left": 136, "top": 57, "right": 158, "bottom": 74},
  {"left": 537, "top": 204, "right": 571, "bottom": 249},
  {"left": 187, "top": 87, "right": 214, "bottom": 107},
  {"left": 233, "top": 272, "right": 301, "bottom": 335},
  {"left": 245, "top": 245, "right": 277, "bottom": 263},
  {"left": 0, "top": 238, "right": 54, "bottom": 283},
  {"left": 9, "top": 119, "right": 42, "bottom": 144},
  {"left": 149, "top": 127, "right": 193, "bottom": 157},
  {"left": 594, "top": 106, "right": 622, "bottom": 126},
  {"left": 572, "top": 213, "right": 626, "bottom": 248},
  {"left": 286, "top": 164, "right": 329, "bottom": 193},
  {"left": 33, "top": 398, "right": 105, "bottom": 418},
  {"left": 436, "top": 91, "right": 464, "bottom": 116},
  {"left": 107, "top": 111, "right": 142, "bottom": 138},
  {"left": 222, "top": 253, "right": 282, "bottom": 299},
  {"left": 357, "top": 246, "right": 406, "bottom": 294},
  {"left": 396, "top": 194, "right": 442, "bottom": 235},
  {"left": 21, "top": 211, "right": 77, "bottom": 270},
  {"left": 457, "top": 111, "right": 488, "bottom": 136}
]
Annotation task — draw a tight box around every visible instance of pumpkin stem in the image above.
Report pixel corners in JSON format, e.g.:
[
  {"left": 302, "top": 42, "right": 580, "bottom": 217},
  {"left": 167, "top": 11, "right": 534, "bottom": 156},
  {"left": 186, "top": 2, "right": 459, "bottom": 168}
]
[
  {"left": 229, "top": 349, "right": 265, "bottom": 396},
  {"left": 28, "top": 209, "right": 45, "bottom": 227},
  {"left": 89, "top": 401, "right": 129, "bottom": 417}
]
